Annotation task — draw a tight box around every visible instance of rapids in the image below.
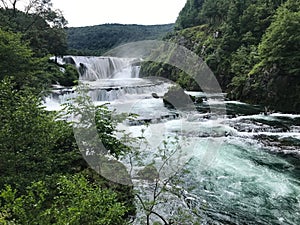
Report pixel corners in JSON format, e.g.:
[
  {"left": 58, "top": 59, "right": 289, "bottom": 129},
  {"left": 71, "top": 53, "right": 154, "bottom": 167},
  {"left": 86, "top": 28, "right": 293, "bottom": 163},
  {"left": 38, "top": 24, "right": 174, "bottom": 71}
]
[{"left": 46, "top": 56, "right": 300, "bottom": 224}]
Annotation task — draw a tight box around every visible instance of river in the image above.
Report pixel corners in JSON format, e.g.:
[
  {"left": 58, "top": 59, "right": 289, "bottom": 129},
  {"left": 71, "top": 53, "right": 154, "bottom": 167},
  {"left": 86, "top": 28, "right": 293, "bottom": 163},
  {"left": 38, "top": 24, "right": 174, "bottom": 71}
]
[{"left": 45, "top": 56, "right": 300, "bottom": 224}]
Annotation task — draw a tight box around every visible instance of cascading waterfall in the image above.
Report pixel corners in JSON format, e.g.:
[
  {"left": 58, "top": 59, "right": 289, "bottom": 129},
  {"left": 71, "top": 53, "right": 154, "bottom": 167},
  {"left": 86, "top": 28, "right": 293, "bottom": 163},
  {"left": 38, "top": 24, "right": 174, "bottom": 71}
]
[
  {"left": 47, "top": 56, "right": 168, "bottom": 104},
  {"left": 63, "top": 56, "right": 141, "bottom": 80}
]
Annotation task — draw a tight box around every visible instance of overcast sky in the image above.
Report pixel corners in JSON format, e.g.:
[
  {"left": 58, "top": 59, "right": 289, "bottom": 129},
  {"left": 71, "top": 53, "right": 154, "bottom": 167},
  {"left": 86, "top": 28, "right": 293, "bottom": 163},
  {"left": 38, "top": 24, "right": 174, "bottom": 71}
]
[{"left": 51, "top": 0, "right": 187, "bottom": 27}]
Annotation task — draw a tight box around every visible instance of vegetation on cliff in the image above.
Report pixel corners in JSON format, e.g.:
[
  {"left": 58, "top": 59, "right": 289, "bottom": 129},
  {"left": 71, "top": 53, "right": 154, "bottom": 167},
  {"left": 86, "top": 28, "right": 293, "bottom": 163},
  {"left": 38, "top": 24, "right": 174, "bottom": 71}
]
[{"left": 141, "top": 0, "right": 300, "bottom": 112}]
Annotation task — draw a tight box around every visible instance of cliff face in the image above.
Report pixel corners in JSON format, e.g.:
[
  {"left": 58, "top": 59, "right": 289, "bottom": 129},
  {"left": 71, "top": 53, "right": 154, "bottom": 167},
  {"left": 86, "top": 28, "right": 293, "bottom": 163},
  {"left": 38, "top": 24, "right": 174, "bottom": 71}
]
[
  {"left": 240, "top": 70, "right": 300, "bottom": 113},
  {"left": 141, "top": 0, "right": 300, "bottom": 113}
]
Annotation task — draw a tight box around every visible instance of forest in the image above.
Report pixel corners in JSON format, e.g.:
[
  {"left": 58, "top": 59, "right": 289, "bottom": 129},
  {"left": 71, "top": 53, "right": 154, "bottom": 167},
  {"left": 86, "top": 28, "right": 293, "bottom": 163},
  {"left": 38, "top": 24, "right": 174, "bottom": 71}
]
[
  {"left": 0, "top": 0, "right": 135, "bottom": 224},
  {"left": 67, "top": 23, "right": 174, "bottom": 56},
  {"left": 140, "top": 0, "right": 300, "bottom": 113}
]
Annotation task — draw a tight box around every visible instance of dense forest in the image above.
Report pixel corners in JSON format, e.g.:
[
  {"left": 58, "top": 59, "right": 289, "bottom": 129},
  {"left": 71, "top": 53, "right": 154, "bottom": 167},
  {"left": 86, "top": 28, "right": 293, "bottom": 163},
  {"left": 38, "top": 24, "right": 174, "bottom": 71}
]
[
  {"left": 141, "top": 0, "right": 300, "bottom": 113},
  {"left": 67, "top": 23, "right": 174, "bottom": 56},
  {"left": 0, "top": 0, "right": 135, "bottom": 224}
]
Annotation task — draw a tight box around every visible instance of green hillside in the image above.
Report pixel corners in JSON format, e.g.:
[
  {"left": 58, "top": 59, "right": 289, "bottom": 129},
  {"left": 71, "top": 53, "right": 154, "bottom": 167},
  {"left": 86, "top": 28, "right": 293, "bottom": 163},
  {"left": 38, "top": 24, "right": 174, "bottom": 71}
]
[
  {"left": 67, "top": 23, "right": 174, "bottom": 55},
  {"left": 140, "top": 0, "right": 300, "bottom": 113}
]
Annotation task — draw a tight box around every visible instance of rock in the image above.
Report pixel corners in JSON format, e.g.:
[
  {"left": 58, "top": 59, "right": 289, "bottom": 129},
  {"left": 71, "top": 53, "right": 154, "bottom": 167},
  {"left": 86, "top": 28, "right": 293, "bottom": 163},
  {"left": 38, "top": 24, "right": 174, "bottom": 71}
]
[
  {"left": 189, "top": 95, "right": 203, "bottom": 104},
  {"left": 63, "top": 56, "right": 76, "bottom": 65},
  {"left": 152, "top": 93, "right": 159, "bottom": 98},
  {"left": 78, "top": 63, "right": 88, "bottom": 76},
  {"left": 163, "top": 85, "right": 194, "bottom": 110}
]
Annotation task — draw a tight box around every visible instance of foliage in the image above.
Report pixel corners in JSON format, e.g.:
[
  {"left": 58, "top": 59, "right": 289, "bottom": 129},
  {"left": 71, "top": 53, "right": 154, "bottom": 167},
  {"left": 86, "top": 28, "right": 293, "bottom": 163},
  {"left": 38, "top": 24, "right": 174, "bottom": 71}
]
[
  {"left": 155, "top": 0, "right": 286, "bottom": 86},
  {"left": 0, "top": 1, "right": 75, "bottom": 89},
  {"left": 239, "top": 0, "right": 300, "bottom": 112},
  {"left": 229, "top": 45, "right": 259, "bottom": 99},
  {"left": 252, "top": 0, "right": 300, "bottom": 76},
  {"left": 0, "top": 28, "right": 34, "bottom": 87},
  {"left": 0, "top": 78, "right": 80, "bottom": 189},
  {"left": 34, "top": 58, "right": 79, "bottom": 87},
  {"left": 0, "top": 174, "right": 129, "bottom": 225},
  {"left": 95, "top": 104, "right": 132, "bottom": 158},
  {"left": 0, "top": 79, "right": 135, "bottom": 224},
  {"left": 0, "top": 1, "right": 138, "bottom": 224},
  {"left": 175, "top": 0, "right": 204, "bottom": 30},
  {"left": 142, "top": 0, "right": 300, "bottom": 112},
  {"left": 67, "top": 23, "right": 174, "bottom": 56},
  {"left": 0, "top": 0, "right": 67, "bottom": 57},
  {"left": 0, "top": 0, "right": 71, "bottom": 89},
  {"left": 200, "top": 0, "right": 230, "bottom": 25},
  {"left": 66, "top": 84, "right": 132, "bottom": 159}
]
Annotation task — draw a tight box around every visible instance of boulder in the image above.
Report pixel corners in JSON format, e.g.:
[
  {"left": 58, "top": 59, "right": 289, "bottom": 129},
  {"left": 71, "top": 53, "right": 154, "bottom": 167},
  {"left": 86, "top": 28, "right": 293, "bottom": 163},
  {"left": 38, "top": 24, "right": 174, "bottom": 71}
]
[{"left": 163, "top": 85, "right": 194, "bottom": 110}]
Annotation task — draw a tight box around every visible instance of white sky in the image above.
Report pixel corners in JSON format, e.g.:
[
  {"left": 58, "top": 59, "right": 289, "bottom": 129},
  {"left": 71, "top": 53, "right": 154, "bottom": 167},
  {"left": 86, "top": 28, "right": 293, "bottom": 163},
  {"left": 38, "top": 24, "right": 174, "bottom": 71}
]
[{"left": 51, "top": 0, "right": 187, "bottom": 27}]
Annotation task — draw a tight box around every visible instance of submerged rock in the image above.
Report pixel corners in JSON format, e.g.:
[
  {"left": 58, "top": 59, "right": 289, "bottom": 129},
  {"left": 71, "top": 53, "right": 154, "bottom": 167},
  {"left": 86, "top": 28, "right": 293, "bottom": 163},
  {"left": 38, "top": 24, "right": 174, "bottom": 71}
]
[
  {"left": 78, "top": 63, "right": 88, "bottom": 76},
  {"left": 189, "top": 95, "right": 203, "bottom": 104},
  {"left": 63, "top": 56, "right": 76, "bottom": 65},
  {"left": 152, "top": 93, "right": 160, "bottom": 99}
]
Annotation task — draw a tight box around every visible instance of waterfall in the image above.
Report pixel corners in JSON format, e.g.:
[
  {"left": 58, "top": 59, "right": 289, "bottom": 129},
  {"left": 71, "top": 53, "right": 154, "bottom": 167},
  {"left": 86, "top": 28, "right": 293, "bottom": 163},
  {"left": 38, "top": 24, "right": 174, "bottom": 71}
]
[
  {"left": 48, "top": 82, "right": 169, "bottom": 103},
  {"left": 62, "top": 56, "right": 141, "bottom": 81},
  {"left": 46, "top": 56, "right": 170, "bottom": 103}
]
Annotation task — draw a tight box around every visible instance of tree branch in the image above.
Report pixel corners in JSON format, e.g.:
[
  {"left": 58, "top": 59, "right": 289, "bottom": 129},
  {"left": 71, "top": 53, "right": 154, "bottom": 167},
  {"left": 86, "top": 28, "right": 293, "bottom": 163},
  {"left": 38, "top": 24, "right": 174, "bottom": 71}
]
[
  {"left": 135, "top": 193, "right": 147, "bottom": 211},
  {"left": 0, "top": 0, "right": 8, "bottom": 9},
  {"left": 150, "top": 210, "right": 169, "bottom": 225}
]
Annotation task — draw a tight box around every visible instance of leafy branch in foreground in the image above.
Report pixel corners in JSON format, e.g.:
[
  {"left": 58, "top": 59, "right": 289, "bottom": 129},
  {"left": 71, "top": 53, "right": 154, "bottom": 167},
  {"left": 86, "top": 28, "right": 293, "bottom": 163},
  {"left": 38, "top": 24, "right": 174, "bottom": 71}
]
[
  {"left": 0, "top": 174, "right": 129, "bottom": 225},
  {"left": 121, "top": 130, "right": 201, "bottom": 224},
  {"left": 65, "top": 84, "right": 202, "bottom": 224}
]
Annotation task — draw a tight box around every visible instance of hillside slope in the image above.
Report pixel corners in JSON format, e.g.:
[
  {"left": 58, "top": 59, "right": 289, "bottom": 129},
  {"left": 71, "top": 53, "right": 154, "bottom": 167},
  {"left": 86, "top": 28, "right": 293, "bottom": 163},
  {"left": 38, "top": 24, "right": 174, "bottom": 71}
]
[
  {"left": 140, "top": 0, "right": 300, "bottom": 113},
  {"left": 66, "top": 23, "right": 174, "bottom": 56}
]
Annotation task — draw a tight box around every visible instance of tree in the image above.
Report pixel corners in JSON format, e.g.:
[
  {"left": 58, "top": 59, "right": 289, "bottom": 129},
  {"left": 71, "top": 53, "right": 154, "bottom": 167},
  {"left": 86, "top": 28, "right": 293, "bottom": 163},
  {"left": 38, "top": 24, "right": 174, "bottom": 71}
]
[
  {"left": 0, "top": 0, "right": 67, "bottom": 28},
  {"left": 0, "top": 78, "right": 82, "bottom": 189},
  {"left": 0, "top": 0, "right": 68, "bottom": 57},
  {"left": 0, "top": 0, "right": 18, "bottom": 14},
  {"left": 67, "top": 24, "right": 173, "bottom": 56},
  {"left": 175, "top": 0, "right": 204, "bottom": 29},
  {"left": 0, "top": 0, "right": 73, "bottom": 89},
  {"left": 229, "top": 45, "right": 259, "bottom": 99},
  {"left": 0, "top": 79, "right": 135, "bottom": 224},
  {"left": 200, "top": 0, "right": 230, "bottom": 25},
  {"left": 253, "top": 0, "right": 300, "bottom": 76},
  {"left": 0, "top": 174, "right": 129, "bottom": 225},
  {"left": 0, "top": 28, "right": 34, "bottom": 87}
]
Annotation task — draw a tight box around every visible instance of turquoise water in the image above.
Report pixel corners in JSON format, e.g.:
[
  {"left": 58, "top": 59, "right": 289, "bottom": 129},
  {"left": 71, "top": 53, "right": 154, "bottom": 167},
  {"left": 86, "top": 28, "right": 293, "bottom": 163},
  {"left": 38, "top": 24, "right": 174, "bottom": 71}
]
[
  {"left": 46, "top": 76, "right": 300, "bottom": 224},
  {"left": 115, "top": 96, "right": 300, "bottom": 224}
]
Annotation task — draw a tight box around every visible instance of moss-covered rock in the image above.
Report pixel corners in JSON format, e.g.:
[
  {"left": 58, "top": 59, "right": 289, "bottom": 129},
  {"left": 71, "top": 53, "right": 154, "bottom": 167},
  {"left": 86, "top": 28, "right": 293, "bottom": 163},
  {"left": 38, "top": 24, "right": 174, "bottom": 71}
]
[{"left": 163, "top": 85, "right": 195, "bottom": 110}]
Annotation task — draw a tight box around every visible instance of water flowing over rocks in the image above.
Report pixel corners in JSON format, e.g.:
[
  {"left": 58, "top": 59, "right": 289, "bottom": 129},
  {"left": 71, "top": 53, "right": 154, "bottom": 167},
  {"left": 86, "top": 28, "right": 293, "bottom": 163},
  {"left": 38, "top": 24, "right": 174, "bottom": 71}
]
[{"left": 45, "top": 56, "right": 300, "bottom": 225}]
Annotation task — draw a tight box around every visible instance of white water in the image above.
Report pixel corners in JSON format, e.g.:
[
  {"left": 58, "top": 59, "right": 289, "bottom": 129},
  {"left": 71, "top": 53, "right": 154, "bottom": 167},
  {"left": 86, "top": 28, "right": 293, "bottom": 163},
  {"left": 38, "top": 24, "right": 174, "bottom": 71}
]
[
  {"left": 64, "top": 56, "right": 140, "bottom": 80},
  {"left": 46, "top": 56, "right": 300, "bottom": 224}
]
